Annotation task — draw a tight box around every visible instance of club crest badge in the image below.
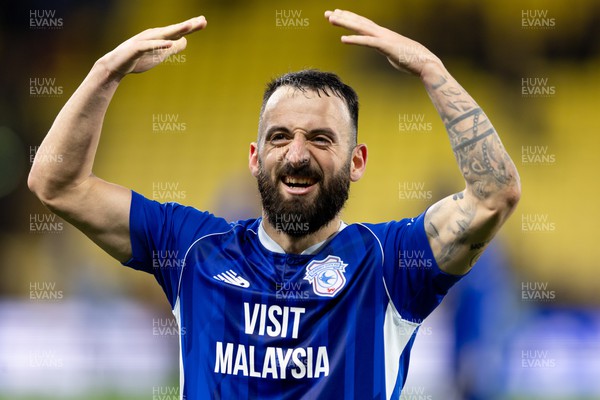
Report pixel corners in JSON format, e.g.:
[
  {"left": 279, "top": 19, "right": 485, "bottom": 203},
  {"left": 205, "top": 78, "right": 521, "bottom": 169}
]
[{"left": 304, "top": 255, "right": 348, "bottom": 297}]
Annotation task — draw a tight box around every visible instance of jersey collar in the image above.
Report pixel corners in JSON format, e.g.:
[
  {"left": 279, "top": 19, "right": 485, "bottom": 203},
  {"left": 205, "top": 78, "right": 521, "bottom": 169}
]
[{"left": 258, "top": 219, "right": 347, "bottom": 255}]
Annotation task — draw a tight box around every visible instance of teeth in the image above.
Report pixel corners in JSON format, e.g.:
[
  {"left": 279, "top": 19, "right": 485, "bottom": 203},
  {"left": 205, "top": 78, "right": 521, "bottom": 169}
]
[{"left": 284, "top": 177, "right": 314, "bottom": 185}]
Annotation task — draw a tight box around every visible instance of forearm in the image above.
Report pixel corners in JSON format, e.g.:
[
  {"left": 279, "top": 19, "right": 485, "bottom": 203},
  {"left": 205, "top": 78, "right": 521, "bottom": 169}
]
[
  {"left": 28, "top": 60, "right": 121, "bottom": 200},
  {"left": 420, "top": 63, "right": 520, "bottom": 210},
  {"left": 323, "top": 9, "right": 520, "bottom": 273}
]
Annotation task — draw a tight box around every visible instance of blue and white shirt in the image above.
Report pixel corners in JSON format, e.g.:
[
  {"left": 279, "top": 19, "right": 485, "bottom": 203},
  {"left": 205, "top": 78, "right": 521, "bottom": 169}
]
[{"left": 123, "top": 191, "right": 463, "bottom": 399}]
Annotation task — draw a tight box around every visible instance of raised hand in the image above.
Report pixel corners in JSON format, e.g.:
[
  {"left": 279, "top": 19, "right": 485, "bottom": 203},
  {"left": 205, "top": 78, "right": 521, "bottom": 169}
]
[
  {"left": 98, "top": 16, "right": 207, "bottom": 78},
  {"left": 324, "top": 9, "right": 441, "bottom": 76},
  {"left": 28, "top": 16, "right": 207, "bottom": 263}
]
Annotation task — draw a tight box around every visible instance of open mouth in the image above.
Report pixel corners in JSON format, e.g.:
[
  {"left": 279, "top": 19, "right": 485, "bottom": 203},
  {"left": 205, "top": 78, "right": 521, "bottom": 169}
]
[{"left": 281, "top": 176, "right": 318, "bottom": 189}]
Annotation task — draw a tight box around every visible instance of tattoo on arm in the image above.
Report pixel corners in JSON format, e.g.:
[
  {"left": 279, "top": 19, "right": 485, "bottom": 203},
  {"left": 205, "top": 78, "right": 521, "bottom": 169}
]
[
  {"left": 431, "top": 76, "right": 447, "bottom": 90},
  {"left": 469, "top": 242, "right": 486, "bottom": 251},
  {"left": 422, "top": 71, "right": 520, "bottom": 272},
  {"left": 468, "top": 241, "right": 489, "bottom": 267},
  {"left": 426, "top": 195, "right": 493, "bottom": 270},
  {"left": 425, "top": 193, "right": 477, "bottom": 266},
  {"left": 430, "top": 76, "right": 518, "bottom": 200}
]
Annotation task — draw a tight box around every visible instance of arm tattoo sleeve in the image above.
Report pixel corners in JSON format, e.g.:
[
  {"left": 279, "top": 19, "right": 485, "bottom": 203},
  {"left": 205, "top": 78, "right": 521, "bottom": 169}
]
[{"left": 430, "top": 76, "right": 518, "bottom": 200}]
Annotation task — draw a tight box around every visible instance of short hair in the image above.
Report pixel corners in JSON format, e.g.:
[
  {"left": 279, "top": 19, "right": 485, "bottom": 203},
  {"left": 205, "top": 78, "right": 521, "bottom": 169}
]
[{"left": 259, "top": 69, "right": 359, "bottom": 145}]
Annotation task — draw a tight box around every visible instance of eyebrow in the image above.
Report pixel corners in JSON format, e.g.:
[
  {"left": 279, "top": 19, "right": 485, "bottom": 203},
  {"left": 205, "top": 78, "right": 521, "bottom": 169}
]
[{"left": 264, "top": 126, "right": 339, "bottom": 141}]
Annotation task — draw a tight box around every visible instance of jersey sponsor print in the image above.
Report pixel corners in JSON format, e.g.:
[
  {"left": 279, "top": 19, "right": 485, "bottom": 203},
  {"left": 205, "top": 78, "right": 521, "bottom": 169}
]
[{"left": 124, "top": 192, "right": 463, "bottom": 399}]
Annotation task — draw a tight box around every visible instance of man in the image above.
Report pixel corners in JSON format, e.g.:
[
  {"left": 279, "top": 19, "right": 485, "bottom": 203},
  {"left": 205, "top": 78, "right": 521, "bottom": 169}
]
[{"left": 28, "top": 9, "right": 520, "bottom": 399}]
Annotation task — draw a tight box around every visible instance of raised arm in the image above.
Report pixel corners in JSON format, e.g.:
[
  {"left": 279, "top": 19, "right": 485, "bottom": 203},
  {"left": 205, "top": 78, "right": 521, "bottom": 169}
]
[
  {"left": 325, "top": 9, "right": 520, "bottom": 275},
  {"left": 28, "top": 16, "right": 207, "bottom": 262}
]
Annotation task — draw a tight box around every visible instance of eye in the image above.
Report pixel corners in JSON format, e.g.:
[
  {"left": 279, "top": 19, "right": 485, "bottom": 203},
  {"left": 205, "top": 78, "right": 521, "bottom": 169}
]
[
  {"left": 270, "top": 133, "right": 288, "bottom": 145},
  {"left": 312, "top": 136, "right": 332, "bottom": 145}
]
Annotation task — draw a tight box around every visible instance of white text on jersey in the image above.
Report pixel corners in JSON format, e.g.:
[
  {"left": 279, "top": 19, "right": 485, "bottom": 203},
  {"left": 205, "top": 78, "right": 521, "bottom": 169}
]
[
  {"left": 214, "top": 343, "right": 329, "bottom": 379},
  {"left": 244, "top": 302, "right": 305, "bottom": 339}
]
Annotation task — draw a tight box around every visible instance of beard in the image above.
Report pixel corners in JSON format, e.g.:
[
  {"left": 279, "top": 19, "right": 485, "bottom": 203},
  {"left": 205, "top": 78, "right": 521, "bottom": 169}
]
[{"left": 256, "top": 158, "right": 351, "bottom": 238}]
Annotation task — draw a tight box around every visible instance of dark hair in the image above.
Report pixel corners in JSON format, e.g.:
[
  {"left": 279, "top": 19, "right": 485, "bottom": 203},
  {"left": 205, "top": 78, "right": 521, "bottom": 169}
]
[{"left": 259, "top": 69, "right": 359, "bottom": 145}]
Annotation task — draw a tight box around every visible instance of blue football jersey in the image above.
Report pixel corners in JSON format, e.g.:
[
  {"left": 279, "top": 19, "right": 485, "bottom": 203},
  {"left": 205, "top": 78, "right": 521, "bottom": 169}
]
[{"left": 124, "top": 191, "right": 463, "bottom": 399}]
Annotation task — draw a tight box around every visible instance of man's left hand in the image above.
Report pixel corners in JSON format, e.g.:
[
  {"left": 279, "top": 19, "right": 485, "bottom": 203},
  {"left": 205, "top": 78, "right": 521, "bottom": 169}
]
[{"left": 325, "top": 9, "right": 442, "bottom": 77}]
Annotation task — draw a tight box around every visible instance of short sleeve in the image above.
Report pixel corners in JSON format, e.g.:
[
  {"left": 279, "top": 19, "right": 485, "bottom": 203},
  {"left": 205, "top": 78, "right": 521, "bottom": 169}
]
[
  {"left": 122, "top": 191, "right": 231, "bottom": 308},
  {"left": 374, "top": 212, "right": 467, "bottom": 322}
]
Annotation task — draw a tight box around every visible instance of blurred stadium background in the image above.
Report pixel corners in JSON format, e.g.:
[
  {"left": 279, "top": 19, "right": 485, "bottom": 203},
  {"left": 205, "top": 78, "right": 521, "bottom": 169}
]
[{"left": 1, "top": 0, "right": 599, "bottom": 399}]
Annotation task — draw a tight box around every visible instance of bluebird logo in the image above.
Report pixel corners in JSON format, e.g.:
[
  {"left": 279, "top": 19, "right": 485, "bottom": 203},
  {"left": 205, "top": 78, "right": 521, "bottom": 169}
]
[{"left": 304, "top": 256, "right": 348, "bottom": 297}]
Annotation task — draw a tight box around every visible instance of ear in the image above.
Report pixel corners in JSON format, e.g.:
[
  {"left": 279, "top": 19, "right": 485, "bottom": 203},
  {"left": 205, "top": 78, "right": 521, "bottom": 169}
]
[
  {"left": 249, "top": 142, "right": 260, "bottom": 177},
  {"left": 350, "top": 144, "right": 367, "bottom": 182}
]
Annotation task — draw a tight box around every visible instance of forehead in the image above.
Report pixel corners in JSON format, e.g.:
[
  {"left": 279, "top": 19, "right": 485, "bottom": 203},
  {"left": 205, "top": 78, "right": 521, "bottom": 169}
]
[{"left": 261, "top": 86, "right": 352, "bottom": 134}]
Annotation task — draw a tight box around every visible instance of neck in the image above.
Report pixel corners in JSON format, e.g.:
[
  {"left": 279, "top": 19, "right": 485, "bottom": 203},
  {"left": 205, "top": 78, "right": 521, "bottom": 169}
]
[{"left": 262, "top": 214, "right": 341, "bottom": 254}]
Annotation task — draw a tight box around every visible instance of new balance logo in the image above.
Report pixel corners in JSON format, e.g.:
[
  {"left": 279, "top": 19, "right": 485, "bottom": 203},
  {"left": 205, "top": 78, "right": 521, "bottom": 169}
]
[{"left": 213, "top": 270, "right": 250, "bottom": 288}]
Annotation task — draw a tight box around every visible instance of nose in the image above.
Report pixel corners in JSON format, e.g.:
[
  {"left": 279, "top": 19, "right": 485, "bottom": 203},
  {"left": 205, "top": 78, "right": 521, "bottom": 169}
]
[{"left": 284, "top": 133, "right": 310, "bottom": 167}]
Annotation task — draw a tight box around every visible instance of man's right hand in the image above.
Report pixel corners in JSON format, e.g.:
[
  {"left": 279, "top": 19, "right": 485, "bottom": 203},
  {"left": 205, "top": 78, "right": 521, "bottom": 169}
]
[
  {"left": 29, "top": 16, "right": 207, "bottom": 263},
  {"left": 99, "top": 16, "right": 207, "bottom": 78}
]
